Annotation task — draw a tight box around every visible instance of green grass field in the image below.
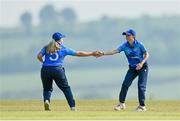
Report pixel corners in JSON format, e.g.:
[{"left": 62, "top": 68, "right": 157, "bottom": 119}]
[{"left": 0, "top": 100, "right": 180, "bottom": 120}]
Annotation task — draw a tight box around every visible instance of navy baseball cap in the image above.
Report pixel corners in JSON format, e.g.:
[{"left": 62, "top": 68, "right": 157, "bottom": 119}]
[
  {"left": 122, "top": 29, "right": 136, "bottom": 36},
  {"left": 52, "top": 32, "right": 65, "bottom": 41}
]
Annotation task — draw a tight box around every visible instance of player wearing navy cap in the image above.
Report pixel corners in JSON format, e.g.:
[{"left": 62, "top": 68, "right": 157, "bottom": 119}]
[
  {"left": 96, "top": 29, "right": 149, "bottom": 111},
  {"left": 37, "top": 32, "right": 99, "bottom": 111}
]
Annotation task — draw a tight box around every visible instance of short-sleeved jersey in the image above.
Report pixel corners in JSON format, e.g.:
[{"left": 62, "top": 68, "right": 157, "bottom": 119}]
[
  {"left": 39, "top": 44, "right": 77, "bottom": 67},
  {"left": 117, "top": 40, "right": 147, "bottom": 67}
]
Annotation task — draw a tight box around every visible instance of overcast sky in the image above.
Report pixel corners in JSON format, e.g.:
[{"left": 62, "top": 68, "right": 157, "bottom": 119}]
[{"left": 0, "top": 0, "right": 179, "bottom": 27}]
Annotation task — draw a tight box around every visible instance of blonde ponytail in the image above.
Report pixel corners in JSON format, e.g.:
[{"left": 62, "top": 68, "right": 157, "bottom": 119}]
[{"left": 45, "top": 40, "right": 60, "bottom": 54}]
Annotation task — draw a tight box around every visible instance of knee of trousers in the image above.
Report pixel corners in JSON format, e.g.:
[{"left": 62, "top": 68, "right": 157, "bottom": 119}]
[
  {"left": 122, "top": 83, "right": 130, "bottom": 89},
  {"left": 60, "top": 85, "right": 71, "bottom": 90},
  {"left": 43, "top": 88, "right": 53, "bottom": 92},
  {"left": 138, "top": 85, "right": 146, "bottom": 91}
]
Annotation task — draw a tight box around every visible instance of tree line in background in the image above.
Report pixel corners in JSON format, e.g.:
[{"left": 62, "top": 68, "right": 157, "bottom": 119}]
[{"left": 0, "top": 4, "right": 180, "bottom": 74}]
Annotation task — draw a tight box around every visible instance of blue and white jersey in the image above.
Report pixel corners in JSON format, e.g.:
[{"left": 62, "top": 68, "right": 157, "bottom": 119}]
[
  {"left": 117, "top": 40, "right": 147, "bottom": 67},
  {"left": 39, "top": 44, "right": 77, "bottom": 67}
]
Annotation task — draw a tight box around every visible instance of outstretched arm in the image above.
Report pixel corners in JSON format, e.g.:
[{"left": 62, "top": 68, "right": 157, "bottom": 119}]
[
  {"left": 103, "top": 49, "right": 119, "bottom": 55},
  {"left": 76, "top": 51, "right": 98, "bottom": 57},
  {"left": 95, "top": 49, "right": 119, "bottom": 58}
]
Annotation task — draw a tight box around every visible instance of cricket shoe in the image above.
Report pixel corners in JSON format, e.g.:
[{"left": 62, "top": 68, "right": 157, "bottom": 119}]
[
  {"left": 44, "top": 100, "right": 50, "bottom": 111},
  {"left": 114, "top": 102, "right": 126, "bottom": 111},
  {"left": 136, "top": 105, "right": 147, "bottom": 112},
  {"left": 70, "top": 107, "right": 76, "bottom": 111}
]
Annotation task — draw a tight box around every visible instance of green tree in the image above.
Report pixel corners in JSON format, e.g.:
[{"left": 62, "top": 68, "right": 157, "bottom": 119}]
[
  {"left": 60, "top": 8, "right": 77, "bottom": 24},
  {"left": 20, "top": 11, "right": 32, "bottom": 34},
  {"left": 39, "top": 4, "right": 58, "bottom": 25}
]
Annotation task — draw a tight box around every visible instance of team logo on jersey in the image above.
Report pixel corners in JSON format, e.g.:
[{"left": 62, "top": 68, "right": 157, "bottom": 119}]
[
  {"left": 49, "top": 53, "right": 59, "bottom": 61},
  {"left": 133, "top": 48, "right": 138, "bottom": 51}
]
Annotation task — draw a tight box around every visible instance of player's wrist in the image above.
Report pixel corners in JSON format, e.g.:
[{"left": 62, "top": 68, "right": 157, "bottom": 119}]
[{"left": 140, "top": 61, "right": 145, "bottom": 65}]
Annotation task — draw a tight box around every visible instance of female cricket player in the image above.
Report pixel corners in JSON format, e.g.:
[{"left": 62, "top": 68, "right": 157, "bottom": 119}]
[
  {"left": 97, "top": 29, "right": 149, "bottom": 111},
  {"left": 37, "top": 32, "right": 98, "bottom": 111}
]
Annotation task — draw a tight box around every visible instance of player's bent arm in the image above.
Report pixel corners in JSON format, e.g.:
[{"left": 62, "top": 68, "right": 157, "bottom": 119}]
[
  {"left": 141, "top": 52, "right": 149, "bottom": 65},
  {"left": 76, "top": 51, "right": 94, "bottom": 57},
  {"left": 103, "top": 49, "right": 119, "bottom": 56},
  {"left": 37, "top": 53, "right": 44, "bottom": 63}
]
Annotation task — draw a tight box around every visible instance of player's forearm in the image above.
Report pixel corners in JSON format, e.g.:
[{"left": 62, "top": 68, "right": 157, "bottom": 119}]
[
  {"left": 141, "top": 52, "right": 149, "bottom": 64},
  {"left": 76, "top": 51, "right": 93, "bottom": 57},
  {"left": 103, "top": 49, "right": 119, "bottom": 55}
]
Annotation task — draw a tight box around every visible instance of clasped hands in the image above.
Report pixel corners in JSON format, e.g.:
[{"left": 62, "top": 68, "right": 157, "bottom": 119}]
[{"left": 92, "top": 51, "right": 104, "bottom": 58}]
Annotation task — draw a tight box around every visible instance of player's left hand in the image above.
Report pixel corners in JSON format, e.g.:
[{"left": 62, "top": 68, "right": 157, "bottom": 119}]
[{"left": 136, "top": 63, "right": 143, "bottom": 70}]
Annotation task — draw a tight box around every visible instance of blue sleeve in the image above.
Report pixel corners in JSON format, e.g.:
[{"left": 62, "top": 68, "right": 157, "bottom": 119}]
[
  {"left": 117, "top": 44, "right": 125, "bottom": 53},
  {"left": 39, "top": 47, "right": 46, "bottom": 56},
  {"left": 139, "top": 42, "right": 147, "bottom": 53},
  {"left": 65, "top": 47, "right": 77, "bottom": 56}
]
